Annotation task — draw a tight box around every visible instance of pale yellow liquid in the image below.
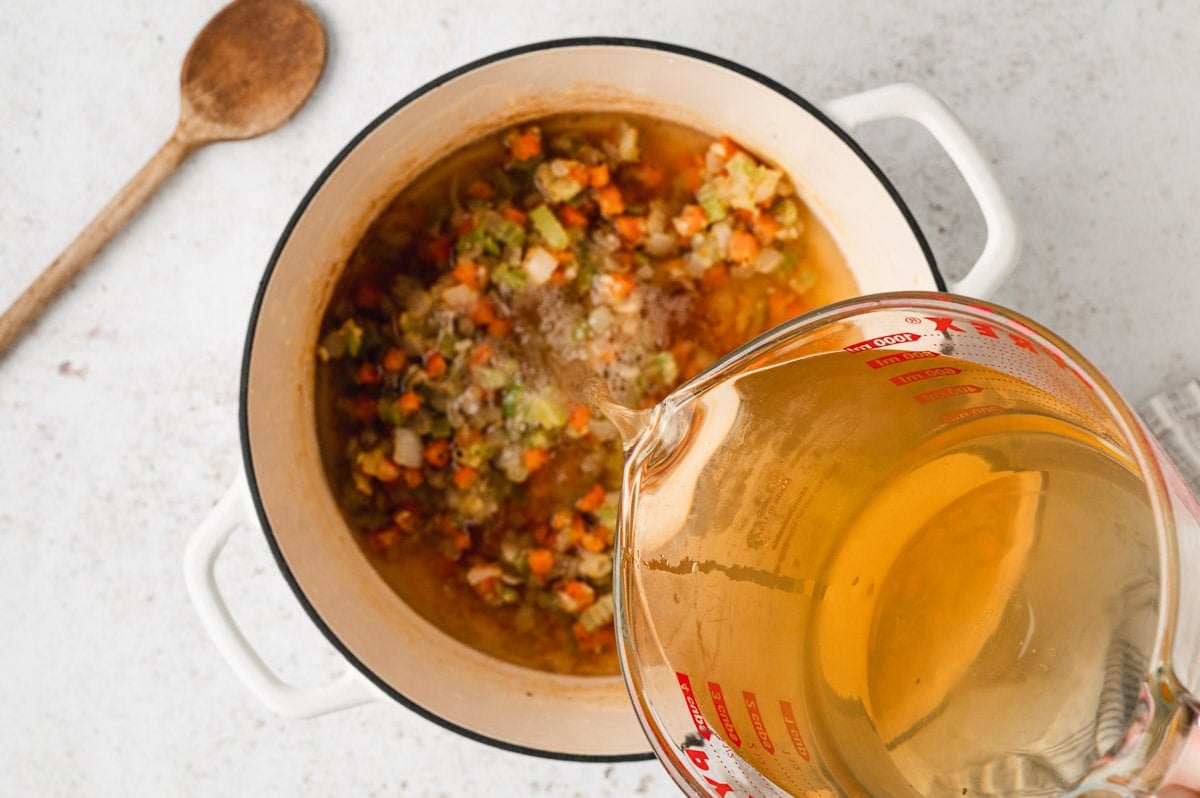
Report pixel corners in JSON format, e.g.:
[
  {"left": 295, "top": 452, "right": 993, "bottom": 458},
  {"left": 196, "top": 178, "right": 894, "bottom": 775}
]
[{"left": 622, "top": 349, "right": 1160, "bottom": 796}]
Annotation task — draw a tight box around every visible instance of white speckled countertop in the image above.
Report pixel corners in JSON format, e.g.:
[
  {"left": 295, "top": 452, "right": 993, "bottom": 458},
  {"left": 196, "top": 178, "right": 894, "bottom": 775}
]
[{"left": 2, "top": 1, "right": 1198, "bottom": 795}]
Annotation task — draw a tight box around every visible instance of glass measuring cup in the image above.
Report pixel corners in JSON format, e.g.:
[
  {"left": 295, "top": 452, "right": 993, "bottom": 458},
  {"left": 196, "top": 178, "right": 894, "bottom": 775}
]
[{"left": 613, "top": 292, "right": 1200, "bottom": 797}]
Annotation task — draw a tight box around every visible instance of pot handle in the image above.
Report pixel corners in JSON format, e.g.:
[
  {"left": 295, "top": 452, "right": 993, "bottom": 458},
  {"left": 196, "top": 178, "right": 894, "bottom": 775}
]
[
  {"left": 821, "top": 82, "right": 1021, "bottom": 299},
  {"left": 183, "top": 474, "right": 376, "bottom": 718}
]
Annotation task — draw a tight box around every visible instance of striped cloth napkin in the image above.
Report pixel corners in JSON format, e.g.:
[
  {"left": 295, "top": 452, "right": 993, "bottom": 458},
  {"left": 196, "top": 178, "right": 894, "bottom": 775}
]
[{"left": 1140, "top": 379, "right": 1200, "bottom": 499}]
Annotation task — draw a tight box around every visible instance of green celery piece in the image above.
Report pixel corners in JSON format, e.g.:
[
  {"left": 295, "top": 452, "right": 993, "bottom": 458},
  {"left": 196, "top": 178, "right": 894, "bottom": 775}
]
[
  {"left": 340, "top": 319, "right": 364, "bottom": 357},
  {"left": 696, "top": 183, "right": 727, "bottom": 223},
  {"left": 501, "top": 384, "right": 523, "bottom": 419},
  {"left": 529, "top": 204, "right": 569, "bottom": 250},
  {"left": 493, "top": 264, "right": 528, "bottom": 291}
]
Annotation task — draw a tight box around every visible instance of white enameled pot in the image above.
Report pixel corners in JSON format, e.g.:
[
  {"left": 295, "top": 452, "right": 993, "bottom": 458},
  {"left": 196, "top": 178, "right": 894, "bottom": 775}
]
[{"left": 184, "top": 38, "right": 1019, "bottom": 761}]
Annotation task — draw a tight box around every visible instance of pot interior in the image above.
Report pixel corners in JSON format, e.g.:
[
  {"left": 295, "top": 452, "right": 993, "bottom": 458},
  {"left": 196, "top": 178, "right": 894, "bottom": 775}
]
[{"left": 242, "top": 40, "right": 937, "bottom": 759}]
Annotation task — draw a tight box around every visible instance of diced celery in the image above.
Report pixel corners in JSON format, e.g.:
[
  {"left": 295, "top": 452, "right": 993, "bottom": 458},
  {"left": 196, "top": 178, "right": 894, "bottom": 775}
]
[
  {"left": 456, "top": 228, "right": 500, "bottom": 257},
  {"left": 524, "top": 428, "right": 553, "bottom": 450},
  {"left": 526, "top": 392, "right": 570, "bottom": 429},
  {"left": 650, "top": 351, "right": 680, "bottom": 385},
  {"left": 430, "top": 417, "right": 453, "bottom": 438},
  {"left": 487, "top": 215, "right": 526, "bottom": 250},
  {"left": 339, "top": 319, "right": 364, "bottom": 357},
  {"left": 472, "top": 366, "right": 511, "bottom": 391},
  {"left": 377, "top": 397, "right": 404, "bottom": 426},
  {"left": 501, "top": 384, "right": 523, "bottom": 419},
  {"left": 529, "top": 204, "right": 569, "bottom": 251},
  {"left": 696, "top": 183, "right": 727, "bottom": 223},
  {"left": 492, "top": 263, "right": 528, "bottom": 291}
]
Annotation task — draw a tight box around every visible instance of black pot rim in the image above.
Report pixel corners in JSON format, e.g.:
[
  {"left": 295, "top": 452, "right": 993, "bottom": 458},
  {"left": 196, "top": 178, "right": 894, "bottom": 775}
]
[{"left": 238, "top": 35, "right": 942, "bottom": 764}]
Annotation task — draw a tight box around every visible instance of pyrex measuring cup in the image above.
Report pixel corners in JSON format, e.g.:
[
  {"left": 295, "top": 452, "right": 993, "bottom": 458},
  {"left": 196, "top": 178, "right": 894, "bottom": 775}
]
[{"left": 615, "top": 292, "right": 1200, "bottom": 797}]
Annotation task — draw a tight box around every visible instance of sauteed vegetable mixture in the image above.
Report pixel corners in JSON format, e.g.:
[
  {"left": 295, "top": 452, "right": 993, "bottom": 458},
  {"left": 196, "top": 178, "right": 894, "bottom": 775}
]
[{"left": 317, "top": 115, "right": 852, "bottom": 673}]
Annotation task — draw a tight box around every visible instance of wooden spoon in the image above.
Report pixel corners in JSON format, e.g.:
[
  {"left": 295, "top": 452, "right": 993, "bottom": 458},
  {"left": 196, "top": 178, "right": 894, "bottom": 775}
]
[{"left": 0, "top": 0, "right": 326, "bottom": 357}]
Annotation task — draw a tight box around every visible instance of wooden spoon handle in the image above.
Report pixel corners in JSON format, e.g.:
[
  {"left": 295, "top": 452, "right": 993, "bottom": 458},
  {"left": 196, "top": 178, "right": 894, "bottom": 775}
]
[{"left": 0, "top": 130, "right": 198, "bottom": 357}]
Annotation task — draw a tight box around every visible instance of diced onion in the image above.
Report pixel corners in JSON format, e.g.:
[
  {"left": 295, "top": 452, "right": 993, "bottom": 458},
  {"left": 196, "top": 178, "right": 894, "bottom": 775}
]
[
  {"left": 522, "top": 246, "right": 558, "bottom": 286},
  {"left": 392, "top": 427, "right": 424, "bottom": 468},
  {"left": 442, "top": 283, "right": 479, "bottom": 311}
]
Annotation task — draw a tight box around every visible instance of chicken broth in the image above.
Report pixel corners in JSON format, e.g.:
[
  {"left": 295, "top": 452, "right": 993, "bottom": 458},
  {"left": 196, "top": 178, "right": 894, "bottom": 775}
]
[{"left": 316, "top": 113, "right": 856, "bottom": 674}]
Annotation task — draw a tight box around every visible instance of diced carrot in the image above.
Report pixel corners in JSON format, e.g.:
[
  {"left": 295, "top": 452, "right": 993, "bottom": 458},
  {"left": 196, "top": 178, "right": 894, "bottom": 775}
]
[
  {"left": 673, "top": 204, "right": 708, "bottom": 237},
  {"left": 452, "top": 259, "right": 482, "bottom": 288},
  {"left": 588, "top": 163, "right": 610, "bottom": 188},
  {"left": 558, "top": 205, "right": 589, "bottom": 229},
  {"left": 575, "top": 483, "right": 606, "bottom": 513},
  {"left": 579, "top": 533, "right": 606, "bottom": 553},
  {"left": 421, "top": 234, "right": 452, "bottom": 263},
  {"left": 351, "top": 396, "right": 377, "bottom": 423},
  {"left": 753, "top": 211, "right": 781, "bottom": 243},
  {"left": 424, "top": 439, "right": 451, "bottom": 468},
  {"left": 714, "top": 135, "right": 741, "bottom": 161},
  {"left": 550, "top": 509, "right": 573, "bottom": 531},
  {"left": 568, "top": 163, "right": 590, "bottom": 185},
  {"left": 400, "top": 468, "right": 424, "bottom": 488},
  {"left": 452, "top": 465, "right": 478, "bottom": 490},
  {"left": 454, "top": 217, "right": 476, "bottom": 237},
  {"left": 487, "top": 317, "right": 513, "bottom": 337},
  {"left": 607, "top": 272, "right": 636, "bottom": 299},
  {"left": 595, "top": 184, "right": 625, "bottom": 216},
  {"left": 466, "top": 180, "right": 495, "bottom": 199},
  {"left": 527, "top": 547, "right": 555, "bottom": 576},
  {"left": 425, "top": 351, "right": 447, "bottom": 377},
  {"left": 366, "top": 527, "right": 401, "bottom": 551},
  {"left": 597, "top": 348, "right": 617, "bottom": 364},
  {"left": 678, "top": 166, "right": 703, "bottom": 192},
  {"left": 632, "top": 162, "right": 663, "bottom": 188},
  {"left": 702, "top": 262, "right": 729, "bottom": 289},
  {"left": 500, "top": 204, "right": 528, "bottom": 225},
  {"left": 532, "top": 524, "right": 553, "bottom": 546},
  {"left": 374, "top": 458, "right": 401, "bottom": 483},
  {"left": 396, "top": 391, "right": 423, "bottom": 413},
  {"left": 523, "top": 447, "right": 551, "bottom": 471},
  {"left": 572, "top": 621, "right": 616, "bottom": 651},
  {"left": 455, "top": 426, "right": 481, "bottom": 447},
  {"left": 509, "top": 128, "right": 542, "bottom": 161},
  {"left": 729, "top": 230, "right": 760, "bottom": 263},
  {"left": 614, "top": 215, "right": 645, "bottom": 247},
  {"left": 354, "top": 280, "right": 382, "bottom": 309},
  {"left": 382, "top": 347, "right": 407, "bottom": 372},
  {"left": 469, "top": 296, "right": 496, "bottom": 326},
  {"left": 452, "top": 529, "right": 471, "bottom": 554},
  {"left": 355, "top": 362, "right": 383, "bottom": 385},
  {"left": 567, "top": 402, "right": 590, "bottom": 433},
  {"left": 768, "top": 290, "right": 806, "bottom": 327},
  {"left": 569, "top": 513, "right": 587, "bottom": 543},
  {"left": 470, "top": 343, "right": 493, "bottom": 365},
  {"left": 559, "top": 579, "right": 596, "bottom": 612}
]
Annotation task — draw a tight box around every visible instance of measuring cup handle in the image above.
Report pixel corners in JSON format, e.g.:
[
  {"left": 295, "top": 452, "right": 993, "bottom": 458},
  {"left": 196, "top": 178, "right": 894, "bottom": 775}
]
[
  {"left": 183, "top": 473, "right": 377, "bottom": 718},
  {"left": 821, "top": 83, "right": 1021, "bottom": 299}
]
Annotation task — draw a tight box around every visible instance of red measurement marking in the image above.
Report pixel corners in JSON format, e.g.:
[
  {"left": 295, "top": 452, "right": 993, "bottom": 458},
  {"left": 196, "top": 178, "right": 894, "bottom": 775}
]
[
  {"left": 676, "top": 672, "right": 712, "bottom": 740},
  {"left": 865, "top": 350, "right": 939, "bottom": 369},
  {"left": 742, "top": 691, "right": 775, "bottom": 754},
  {"left": 914, "top": 384, "right": 983, "bottom": 404},
  {"left": 844, "top": 331, "right": 921, "bottom": 352},
  {"left": 707, "top": 681, "right": 742, "bottom": 748},
  {"left": 888, "top": 366, "right": 962, "bottom": 386},
  {"left": 940, "top": 405, "right": 1006, "bottom": 424},
  {"left": 778, "top": 701, "right": 811, "bottom": 761}
]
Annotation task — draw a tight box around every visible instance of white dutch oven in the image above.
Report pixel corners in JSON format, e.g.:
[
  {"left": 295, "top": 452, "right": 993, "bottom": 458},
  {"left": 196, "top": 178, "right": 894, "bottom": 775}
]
[{"left": 184, "top": 38, "right": 1019, "bottom": 761}]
